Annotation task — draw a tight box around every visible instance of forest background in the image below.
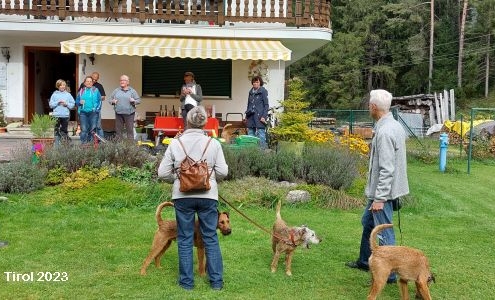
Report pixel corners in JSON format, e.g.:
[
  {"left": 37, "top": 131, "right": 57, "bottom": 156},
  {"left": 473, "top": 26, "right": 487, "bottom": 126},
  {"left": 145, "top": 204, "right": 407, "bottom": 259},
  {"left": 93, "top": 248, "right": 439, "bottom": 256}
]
[{"left": 290, "top": 0, "right": 495, "bottom": 110}]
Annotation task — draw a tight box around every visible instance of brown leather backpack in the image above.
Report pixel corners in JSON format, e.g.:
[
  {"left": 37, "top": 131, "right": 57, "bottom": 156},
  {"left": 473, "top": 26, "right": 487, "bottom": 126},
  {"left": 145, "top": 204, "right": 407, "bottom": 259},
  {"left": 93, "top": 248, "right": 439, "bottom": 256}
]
[{"left": 177, "top": 137, "right": 212, "bottom": 192}]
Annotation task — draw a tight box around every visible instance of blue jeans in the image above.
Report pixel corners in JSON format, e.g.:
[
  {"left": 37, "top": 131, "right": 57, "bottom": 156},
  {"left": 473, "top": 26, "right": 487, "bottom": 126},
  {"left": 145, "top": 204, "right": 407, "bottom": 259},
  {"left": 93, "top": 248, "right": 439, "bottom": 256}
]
[
  {"left": 247, "top": 127, "right": 267, "bottom": 149},
  {"left": 173, "top": 198, "right": 223, "bottom": 290},
  {"left": 79, "top": 111, "right": 98, "bottom": 144},
  {"left": 358, "top": 199, "right": 396, "bottom": 281},
  {"left": 97, "top": 111, "right": 104, "bottom": 137}
]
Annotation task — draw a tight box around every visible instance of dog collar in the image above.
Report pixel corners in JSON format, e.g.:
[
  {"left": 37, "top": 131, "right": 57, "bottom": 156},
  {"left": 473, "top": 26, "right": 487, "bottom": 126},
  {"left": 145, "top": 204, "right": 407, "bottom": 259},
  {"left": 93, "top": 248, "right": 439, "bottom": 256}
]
[{"left": 289, "top": 229, "right": 296, "bottom": 246}]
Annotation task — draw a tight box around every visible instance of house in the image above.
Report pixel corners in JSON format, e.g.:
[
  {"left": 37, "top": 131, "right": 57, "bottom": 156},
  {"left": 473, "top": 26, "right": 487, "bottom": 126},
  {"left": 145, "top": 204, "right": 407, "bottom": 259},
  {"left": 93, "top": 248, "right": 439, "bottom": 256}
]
[{"left": 0, "top": 0, "right": 332, "bottom": 131}]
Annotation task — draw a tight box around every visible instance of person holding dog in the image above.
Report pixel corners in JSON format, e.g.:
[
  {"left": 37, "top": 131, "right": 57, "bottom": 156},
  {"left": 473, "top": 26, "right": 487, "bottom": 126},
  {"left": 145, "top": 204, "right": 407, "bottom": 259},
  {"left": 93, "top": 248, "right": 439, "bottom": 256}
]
[
  {"left": 157, "top": 105, "right": 228, "bottom": 291},
  {"left": 179, "top": 71, "right": 203, "bottom": 128},
  {"left": 346, "top": 89, "right": 409, "bottom": 284},
  {"left": 244, "top": 75, "right": 269, "bottom": 149}
]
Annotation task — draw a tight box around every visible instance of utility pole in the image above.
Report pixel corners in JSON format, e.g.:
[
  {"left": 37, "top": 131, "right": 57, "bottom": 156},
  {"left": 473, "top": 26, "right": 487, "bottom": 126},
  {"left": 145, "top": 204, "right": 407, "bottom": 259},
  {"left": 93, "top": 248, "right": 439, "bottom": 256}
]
[
  {"left": 458, "top": 0, "right": 468, "bottom": 88},
  {"left": 428, "top": 0, "right": 434, "bottom": 94},
  {"left": 485, "top": 34, "right": 490, "bottom": 98}
]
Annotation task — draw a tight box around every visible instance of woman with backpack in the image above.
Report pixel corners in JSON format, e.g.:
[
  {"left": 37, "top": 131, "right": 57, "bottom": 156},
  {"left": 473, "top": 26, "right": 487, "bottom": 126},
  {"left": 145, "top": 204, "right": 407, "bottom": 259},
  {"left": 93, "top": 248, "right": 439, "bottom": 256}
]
[{"left": 157, "top": 106, "right": 228, "bottom": 291}]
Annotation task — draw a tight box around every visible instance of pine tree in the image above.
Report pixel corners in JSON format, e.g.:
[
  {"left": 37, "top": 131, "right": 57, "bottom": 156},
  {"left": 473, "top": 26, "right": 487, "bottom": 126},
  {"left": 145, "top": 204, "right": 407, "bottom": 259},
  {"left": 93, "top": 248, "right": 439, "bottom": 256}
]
[{"left": 270, "top": 78, "right": 314, "bottom": 142}]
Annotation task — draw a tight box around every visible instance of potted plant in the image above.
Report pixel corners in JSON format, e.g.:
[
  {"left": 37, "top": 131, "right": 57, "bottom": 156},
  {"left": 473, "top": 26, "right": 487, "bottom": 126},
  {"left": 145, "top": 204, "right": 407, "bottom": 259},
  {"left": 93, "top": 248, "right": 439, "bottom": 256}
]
[
  {"left": 270, "top": 77, "right": 314, "bottom": 154},
  {"left": 0, "top": 93, "right": 7, "bottom": 132},
  {"left": 30, "top": 113, "right": 57, "bottom": 145}
]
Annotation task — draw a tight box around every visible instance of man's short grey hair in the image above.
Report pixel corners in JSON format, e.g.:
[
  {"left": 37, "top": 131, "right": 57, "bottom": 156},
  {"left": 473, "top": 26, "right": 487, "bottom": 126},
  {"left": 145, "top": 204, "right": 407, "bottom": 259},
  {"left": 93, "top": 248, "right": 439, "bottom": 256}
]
[
  {"left": 186, "top": 106, "right": 208, "bottom": 128},
  {"left": 369, "top": 89, "right": 392, "bottom": 112}
]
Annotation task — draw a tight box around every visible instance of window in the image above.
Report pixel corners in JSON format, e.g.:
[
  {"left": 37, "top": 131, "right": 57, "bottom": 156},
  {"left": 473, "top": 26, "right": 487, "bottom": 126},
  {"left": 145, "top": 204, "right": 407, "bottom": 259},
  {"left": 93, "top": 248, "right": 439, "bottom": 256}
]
[{"left": 142, "top": 57, "right": 232, "bottom": 98}]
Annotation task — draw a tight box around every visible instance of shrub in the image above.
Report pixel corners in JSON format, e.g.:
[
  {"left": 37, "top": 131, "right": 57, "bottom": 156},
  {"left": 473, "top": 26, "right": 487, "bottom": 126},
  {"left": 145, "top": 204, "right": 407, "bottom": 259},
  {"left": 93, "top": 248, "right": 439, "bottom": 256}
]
[
  {"left": 45, "top": 166, "right": 70, "bottom": 186},
  {"left": 0, "top": 159, "right": 46, "bottom": 193},
  {"left": 302, "top": 143, "right": 365, "bottom": 190},
  {"left": 61, "top": 165, "right": 110, "bottom": 189},
  {"left": 222, "top": 146, "right": 264, "bottom": 180},
  {"left": 222, "top": 143, "right": 364, "bottom": 190},
  {"left": 113, "top": 162, "right": 157, "bottom": 185},
  {"left": 30, "top": 113, "right": 56, "bottom": 138},
  {"left": 41, "top": 140, "right": 154, "bottom": 173}
]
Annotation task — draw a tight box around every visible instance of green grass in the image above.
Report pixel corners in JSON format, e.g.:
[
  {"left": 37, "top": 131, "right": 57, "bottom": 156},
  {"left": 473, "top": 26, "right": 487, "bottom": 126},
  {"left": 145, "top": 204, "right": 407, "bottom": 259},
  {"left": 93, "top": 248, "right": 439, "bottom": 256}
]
[{"left": 1, "top": 159, "right": 495, "bottom": 299}]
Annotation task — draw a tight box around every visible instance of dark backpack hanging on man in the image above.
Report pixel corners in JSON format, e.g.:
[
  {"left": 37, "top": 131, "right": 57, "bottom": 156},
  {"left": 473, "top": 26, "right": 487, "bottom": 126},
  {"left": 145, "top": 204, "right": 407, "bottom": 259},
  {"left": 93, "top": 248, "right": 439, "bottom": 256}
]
[{"left": 177, "top": 138, "right": 212, "bottom": 192}]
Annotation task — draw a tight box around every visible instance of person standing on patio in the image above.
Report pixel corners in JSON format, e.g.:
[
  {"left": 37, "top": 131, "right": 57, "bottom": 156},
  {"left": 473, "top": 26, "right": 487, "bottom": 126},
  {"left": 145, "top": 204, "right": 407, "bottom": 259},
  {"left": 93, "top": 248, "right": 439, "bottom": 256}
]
[
  {"left": 49, "top": 79, "right": 75, "bottom": 144},
  {"left": 244, "top": 76, "right": 269, "bottom": 149},
  {"left": 179, "top": 72, "right": 203, "bottom": 128},
  {"left": 109, "top": 74, "right": 140, "bottom": 140},
  {"left": 76, "top": 76, "right": 102, "bottom": 144},
  {"left": 79, "top": 72, "right": 106, "bottom": 137}
]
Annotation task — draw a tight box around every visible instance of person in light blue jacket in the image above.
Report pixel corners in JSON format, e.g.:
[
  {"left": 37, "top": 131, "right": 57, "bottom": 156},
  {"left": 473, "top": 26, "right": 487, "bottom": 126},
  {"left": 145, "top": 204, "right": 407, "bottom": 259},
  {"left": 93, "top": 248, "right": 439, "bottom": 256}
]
[{"left": 49, "top": 79, "right": 75, "bottom": 144}]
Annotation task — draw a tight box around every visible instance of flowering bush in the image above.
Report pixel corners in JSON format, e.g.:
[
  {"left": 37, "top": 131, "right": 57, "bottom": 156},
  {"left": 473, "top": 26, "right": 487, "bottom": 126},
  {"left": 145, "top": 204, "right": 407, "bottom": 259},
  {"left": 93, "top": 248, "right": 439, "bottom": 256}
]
[
  {"left": 307, "top": 129, "right": 335, "bottom": 143},
  {"left": 338, "top": 133, "right": 370, "bottom": 156}
]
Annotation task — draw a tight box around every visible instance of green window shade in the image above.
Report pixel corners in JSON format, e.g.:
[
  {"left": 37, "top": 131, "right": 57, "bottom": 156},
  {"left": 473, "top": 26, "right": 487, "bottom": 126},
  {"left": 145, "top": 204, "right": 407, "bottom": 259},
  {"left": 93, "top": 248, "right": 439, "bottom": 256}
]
[{"left": 142, "top": 57, "right": 232, "bottom": 98}]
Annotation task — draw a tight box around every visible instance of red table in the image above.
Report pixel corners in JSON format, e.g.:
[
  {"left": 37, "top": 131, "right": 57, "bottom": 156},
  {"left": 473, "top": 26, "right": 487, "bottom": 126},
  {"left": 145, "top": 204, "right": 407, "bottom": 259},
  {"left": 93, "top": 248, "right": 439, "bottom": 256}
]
[{"left": 153, "top": 117, "right": 219, "bottom": 137}]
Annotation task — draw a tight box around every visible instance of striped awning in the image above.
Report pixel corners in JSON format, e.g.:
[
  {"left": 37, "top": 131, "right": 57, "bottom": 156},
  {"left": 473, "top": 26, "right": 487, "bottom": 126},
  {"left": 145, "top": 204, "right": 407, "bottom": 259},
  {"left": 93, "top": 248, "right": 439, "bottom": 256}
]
[{"left": 60, "top": 35, "right": 291, "bottom": 61}]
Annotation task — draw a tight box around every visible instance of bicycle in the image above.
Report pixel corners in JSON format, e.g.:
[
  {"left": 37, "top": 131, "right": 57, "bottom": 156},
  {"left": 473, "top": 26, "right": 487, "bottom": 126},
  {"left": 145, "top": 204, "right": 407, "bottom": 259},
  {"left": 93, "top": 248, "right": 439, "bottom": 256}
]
[{"left": 265, "top": 106, "right": 281, "bottom": 149}]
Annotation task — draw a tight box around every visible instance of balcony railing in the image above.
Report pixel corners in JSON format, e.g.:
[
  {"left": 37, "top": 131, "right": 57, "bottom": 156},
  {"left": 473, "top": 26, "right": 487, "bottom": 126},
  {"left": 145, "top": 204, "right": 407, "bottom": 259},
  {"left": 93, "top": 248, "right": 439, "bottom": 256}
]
[{"left": 0, "top": 0, "right": 331, "bottom": 27}]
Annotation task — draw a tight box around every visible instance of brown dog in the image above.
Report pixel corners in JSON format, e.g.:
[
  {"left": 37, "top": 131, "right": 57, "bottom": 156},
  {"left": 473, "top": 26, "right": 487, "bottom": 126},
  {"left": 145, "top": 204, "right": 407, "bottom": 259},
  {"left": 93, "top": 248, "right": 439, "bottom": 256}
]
[
  {"left": 368, "top": 224, "right": 435, "bottom": 300},
  {"left": 270, "top": 200, "right": 321, "bottom": 276},
  {"left": 140, "top": 201, "right": 231, "bottom": 276}
]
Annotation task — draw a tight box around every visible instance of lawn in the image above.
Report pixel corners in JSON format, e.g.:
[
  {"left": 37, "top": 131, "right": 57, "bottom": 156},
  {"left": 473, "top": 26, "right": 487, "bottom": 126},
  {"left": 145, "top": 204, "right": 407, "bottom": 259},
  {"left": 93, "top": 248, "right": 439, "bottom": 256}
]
[{"left": 1, "top": 158, "right": 495, "bottom": 299}]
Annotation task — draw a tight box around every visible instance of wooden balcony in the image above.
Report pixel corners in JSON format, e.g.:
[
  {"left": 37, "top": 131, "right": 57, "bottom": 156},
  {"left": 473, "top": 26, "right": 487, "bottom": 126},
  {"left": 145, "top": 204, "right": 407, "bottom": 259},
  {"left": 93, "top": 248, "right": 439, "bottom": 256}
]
[{"left": 0, "top": 0, "right": 331, "bottom": 28}]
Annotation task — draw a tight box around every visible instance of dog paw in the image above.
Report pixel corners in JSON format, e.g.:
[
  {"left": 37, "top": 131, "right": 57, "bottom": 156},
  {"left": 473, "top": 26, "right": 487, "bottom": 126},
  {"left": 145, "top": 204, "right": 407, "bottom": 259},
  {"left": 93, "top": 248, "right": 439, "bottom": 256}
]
[{"left": 285, "top": 271, "right": 292, "bottom": 276}]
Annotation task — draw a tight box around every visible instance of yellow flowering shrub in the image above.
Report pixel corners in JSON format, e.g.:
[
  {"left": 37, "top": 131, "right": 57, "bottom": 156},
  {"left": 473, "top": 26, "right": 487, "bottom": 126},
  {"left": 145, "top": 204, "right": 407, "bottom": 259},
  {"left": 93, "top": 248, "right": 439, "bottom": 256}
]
[
  {"left": 305, "top": 129, "right": 369, "bottom": 156},
  {"left": 62, "top": 166, "right": 110, "bottom": 189},
  {"left": 307, "top": 129, "right": 335, "bottom": 143},
  {"left": 338, "top": 133, "right": 370, "bottom": 156}
]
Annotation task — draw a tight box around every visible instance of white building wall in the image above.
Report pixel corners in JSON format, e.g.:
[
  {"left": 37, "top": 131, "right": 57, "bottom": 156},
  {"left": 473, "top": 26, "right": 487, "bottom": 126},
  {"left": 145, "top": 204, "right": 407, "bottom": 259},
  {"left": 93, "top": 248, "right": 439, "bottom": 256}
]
[{"left": 2, "top": 38, "right": 286, "bottom": 121}]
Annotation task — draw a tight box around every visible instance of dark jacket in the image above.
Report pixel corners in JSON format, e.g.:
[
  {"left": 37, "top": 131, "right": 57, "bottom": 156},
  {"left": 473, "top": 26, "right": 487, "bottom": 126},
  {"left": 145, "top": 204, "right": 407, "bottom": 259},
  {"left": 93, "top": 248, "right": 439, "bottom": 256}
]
[{"left": 245, "top": 86, "right": 269, "bottom": 128}]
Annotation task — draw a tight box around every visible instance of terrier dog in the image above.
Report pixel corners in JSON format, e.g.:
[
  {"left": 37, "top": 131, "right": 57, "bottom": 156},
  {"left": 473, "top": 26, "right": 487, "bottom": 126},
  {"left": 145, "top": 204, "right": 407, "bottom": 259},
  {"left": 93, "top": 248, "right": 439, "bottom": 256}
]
[
  {"left": 368, "top": 224, "right": 435, "bottom": 300},
  {"left": 220, "top": 123, "right": 247, "bottom": 144},
  {"left": 140, "top": 201, "right": 231, "bottom": 276},
  {"left": 270, "top": 200, "right": 322, "bottom": 276}
]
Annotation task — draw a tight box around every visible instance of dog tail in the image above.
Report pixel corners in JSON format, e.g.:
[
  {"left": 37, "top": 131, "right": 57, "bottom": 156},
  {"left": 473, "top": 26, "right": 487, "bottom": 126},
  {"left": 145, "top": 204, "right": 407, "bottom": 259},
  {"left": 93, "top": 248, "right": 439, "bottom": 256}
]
[
  {"left": 155, "top": 201, "right": 174, "bottom": 224},
  {"left": 370, "top": 223, "right": 393, "bottom": 252},
  {"left": 276, "top": 200, "right": 282, "bottom": 220}
]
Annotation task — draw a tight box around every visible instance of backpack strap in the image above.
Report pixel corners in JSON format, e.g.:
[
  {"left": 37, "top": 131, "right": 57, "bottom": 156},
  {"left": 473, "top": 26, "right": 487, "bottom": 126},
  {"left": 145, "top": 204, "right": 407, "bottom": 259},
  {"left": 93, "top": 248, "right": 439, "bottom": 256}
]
[
  {"left": 177, "top": 137, "right": 212, "bottom": 161},
  {"left": 200, "top": 137, "right": 212, "bottom": 160}
]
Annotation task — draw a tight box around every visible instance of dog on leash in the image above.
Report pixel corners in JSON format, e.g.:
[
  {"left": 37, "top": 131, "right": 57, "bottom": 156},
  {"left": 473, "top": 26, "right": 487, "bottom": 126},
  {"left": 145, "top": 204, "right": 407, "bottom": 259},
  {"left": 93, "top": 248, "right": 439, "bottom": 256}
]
[
  {"left": 140, "top": 201, "right": 231, "bottom": 276},
  {"left": 270, "top": 200, "right": 321, "bottom": 276},
  {"left": 368, "top": 224, "right": 435, "bottom": 300}
]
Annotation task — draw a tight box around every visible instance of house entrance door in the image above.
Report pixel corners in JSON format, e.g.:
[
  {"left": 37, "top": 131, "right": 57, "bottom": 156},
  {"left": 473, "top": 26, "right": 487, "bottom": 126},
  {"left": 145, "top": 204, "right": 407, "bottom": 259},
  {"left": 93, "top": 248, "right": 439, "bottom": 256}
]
[{"left": 25, "top": 47, "right": 77, "bottom": 122}]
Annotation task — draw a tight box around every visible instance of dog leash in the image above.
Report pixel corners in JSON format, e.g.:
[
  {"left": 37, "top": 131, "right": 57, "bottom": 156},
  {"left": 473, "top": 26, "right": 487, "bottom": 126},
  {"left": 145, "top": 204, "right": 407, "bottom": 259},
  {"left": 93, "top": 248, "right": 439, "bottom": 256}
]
[
  {"left": 219, "top": 194, "right": 296, "bottom": 247},
  {"left": 396, "top": 198, "right": 403, "bottom": 245}
]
